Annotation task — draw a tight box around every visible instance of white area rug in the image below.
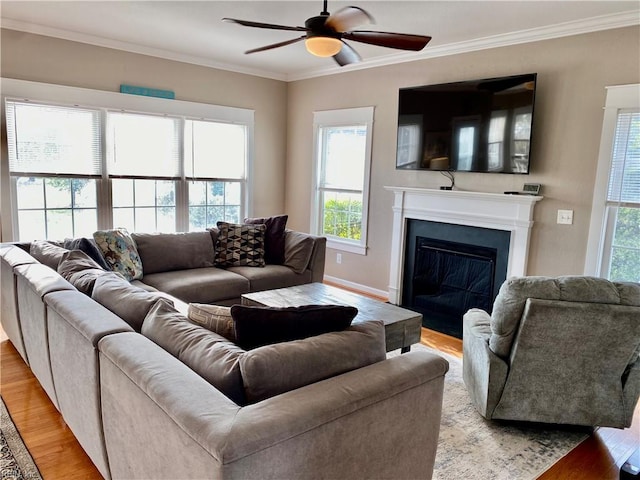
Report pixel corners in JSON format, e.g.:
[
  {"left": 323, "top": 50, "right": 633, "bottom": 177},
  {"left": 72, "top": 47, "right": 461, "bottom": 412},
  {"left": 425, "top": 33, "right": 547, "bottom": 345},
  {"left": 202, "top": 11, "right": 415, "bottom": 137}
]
[{"left": 390, "top": 344, "right": 590, "bottom": 480}]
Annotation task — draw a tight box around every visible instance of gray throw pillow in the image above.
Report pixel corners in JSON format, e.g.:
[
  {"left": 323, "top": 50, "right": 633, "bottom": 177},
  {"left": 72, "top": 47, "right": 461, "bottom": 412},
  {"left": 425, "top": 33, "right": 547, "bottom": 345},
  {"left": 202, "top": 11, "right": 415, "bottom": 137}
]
[
  {"left": 283, "top": 231, "right": 314, "bottom": 274},
  {"left": 240, "top": 320, "right": 386, "bottom": 403},
  {"left": 92, "top": 273, "right": 168, "bottom": 331},
  {"left": 57, "top": 249, "right": 106, "bottom": 296},
  {"left": 30, "top": 240, "right": 69, "bottom": 270}
]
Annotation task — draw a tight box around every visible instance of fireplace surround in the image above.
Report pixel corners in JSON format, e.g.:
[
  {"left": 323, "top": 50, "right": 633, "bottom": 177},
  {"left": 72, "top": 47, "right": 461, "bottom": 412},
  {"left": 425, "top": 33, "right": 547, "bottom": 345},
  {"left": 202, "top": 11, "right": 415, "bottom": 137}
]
[{"left": 385, "top": 187, "right": 542, "bottom": 310}]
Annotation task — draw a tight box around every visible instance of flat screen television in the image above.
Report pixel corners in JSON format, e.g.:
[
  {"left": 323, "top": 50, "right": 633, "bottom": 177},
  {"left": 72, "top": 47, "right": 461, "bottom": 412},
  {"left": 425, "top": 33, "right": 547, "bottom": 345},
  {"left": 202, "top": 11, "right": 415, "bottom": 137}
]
[{"left": 395, "top": 73, "right": 537, "bottom": 174}]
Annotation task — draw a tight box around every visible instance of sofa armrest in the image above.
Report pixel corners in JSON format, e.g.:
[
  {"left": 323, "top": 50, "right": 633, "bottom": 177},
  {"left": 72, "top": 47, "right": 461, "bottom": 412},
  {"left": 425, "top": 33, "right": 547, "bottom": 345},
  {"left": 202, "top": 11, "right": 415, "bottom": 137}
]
[
  {"left": 463, "top": 309, "right": 509, "bottom": 419},
  {"left": 307, "top": 234, "right": 326, "bottom": 282}
]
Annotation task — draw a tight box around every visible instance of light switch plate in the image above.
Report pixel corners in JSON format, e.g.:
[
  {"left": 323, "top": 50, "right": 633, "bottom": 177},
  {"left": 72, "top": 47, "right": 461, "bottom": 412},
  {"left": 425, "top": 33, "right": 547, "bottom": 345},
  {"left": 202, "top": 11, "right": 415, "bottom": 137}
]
[{"left": 557, "top": 209, "right": 574, "bottom": 225}]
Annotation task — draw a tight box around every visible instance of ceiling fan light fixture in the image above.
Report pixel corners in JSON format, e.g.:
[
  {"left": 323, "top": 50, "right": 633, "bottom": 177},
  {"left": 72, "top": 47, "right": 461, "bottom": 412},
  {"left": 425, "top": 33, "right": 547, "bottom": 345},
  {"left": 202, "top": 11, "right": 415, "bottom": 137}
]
[{"left": 305, "top": 36, "right": 342, "bottom": 57}]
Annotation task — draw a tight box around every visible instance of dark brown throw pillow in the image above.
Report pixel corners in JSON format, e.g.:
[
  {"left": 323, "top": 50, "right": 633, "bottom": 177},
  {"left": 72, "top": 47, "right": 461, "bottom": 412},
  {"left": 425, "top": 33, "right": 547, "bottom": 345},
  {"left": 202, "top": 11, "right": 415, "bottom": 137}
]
[
  {"left": 243, "top": 215, "right": 288, "bottom": 265},
  {"left": 63, "top": 237, "right": 110, "bottom": 270},
  {"left": 230, "top": 304, "right": 358, "bottom": 350}
]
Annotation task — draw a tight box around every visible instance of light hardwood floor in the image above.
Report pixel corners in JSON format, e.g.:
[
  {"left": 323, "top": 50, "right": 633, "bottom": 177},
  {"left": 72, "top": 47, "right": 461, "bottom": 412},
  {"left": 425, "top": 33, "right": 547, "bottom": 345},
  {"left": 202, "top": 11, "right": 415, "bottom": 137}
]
[{"left": 1, "top": 326, "right": 638, "bottom": 479}]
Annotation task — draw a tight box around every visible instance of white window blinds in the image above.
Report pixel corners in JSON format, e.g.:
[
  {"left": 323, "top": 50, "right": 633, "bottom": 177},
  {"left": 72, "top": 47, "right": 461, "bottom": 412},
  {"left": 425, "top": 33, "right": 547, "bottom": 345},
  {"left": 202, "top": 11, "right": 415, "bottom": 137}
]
[
  {"left": 5, "top": 100, "right": 102, "bottom": 176},
  {"left": 606, "top": 110, "right": 640, "bottom": 206},
  {"left": 184, "top": 119, "right": 246, "bottom": 180},
  {"left": 107, "top": 111, "right": 181, "bottom": 178}
]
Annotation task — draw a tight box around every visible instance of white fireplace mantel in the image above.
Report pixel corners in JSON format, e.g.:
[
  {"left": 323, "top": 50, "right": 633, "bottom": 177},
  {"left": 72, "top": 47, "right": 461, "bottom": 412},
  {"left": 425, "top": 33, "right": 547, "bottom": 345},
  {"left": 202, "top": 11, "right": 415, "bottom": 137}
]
[{"left": 385, "top": 186, "right": 543, "bottom": 304}]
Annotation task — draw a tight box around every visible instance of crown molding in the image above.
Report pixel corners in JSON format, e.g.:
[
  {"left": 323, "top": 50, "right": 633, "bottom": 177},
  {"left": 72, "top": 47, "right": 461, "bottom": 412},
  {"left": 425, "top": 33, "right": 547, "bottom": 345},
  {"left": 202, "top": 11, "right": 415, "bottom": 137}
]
[
  {"left": 287, "top": 10, "right": 640, "bottom": 81},
  {"left": 0, "top": 18, "right": 288, "bottom": 81},
  {"left": 2, "top": 9, "right": 638, "bottom": 83}
]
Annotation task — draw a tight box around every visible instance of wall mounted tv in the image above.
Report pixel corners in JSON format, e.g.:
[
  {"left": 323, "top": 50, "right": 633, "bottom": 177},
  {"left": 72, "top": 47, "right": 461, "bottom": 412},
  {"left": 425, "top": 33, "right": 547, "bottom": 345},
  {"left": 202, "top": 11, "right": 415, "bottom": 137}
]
[{"left": 396, "top": 73, "right": 537, "bottom": 174}]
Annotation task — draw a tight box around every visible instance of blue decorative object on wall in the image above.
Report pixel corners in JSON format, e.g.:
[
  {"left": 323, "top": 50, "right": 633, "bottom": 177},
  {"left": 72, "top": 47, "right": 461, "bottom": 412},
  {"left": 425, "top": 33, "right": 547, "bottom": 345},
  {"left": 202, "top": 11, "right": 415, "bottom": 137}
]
[{"left": 120, "top": 84, "right": 175, "bottom": 99}]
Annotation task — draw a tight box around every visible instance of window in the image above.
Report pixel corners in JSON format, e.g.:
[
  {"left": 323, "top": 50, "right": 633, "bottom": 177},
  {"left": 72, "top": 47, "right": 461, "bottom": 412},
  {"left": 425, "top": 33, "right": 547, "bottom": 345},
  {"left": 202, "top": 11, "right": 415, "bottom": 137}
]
[
  {"left": 586, "top": 84, "right": 640, "bottom": 282},
  {"left": 312, "top": 107, "right": 374, "bottom": 255},
  {"left": 3, "top": 79, "right": 253, "bottom": 241},
  {"left": 185, "top": 119, "right": 247, "bottom": 230},
  {"left": 5, "top": 100, "right": 101, "bottom": 239},
  {"left": 107, "top": 111, "right": 181, "bottom": 232}
]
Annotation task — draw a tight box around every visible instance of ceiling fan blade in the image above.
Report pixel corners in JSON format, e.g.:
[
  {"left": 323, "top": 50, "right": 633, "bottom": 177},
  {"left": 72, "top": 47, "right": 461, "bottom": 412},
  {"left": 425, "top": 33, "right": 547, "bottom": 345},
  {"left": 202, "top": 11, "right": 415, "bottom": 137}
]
[
  {"left": 325, "top": 6, "right": 373, "bottom": 32},
  {"left": 333, "top": 41, "right": 362, "bottom": 66},
  {"left": 343, "top": 31, "right": 431, "bottom": 51},
  {"left": 245, "top": 36, "right": 306, "bottom": 54},
  {"left": 223, "top": 18, "right": 307, "bottom": 32}
]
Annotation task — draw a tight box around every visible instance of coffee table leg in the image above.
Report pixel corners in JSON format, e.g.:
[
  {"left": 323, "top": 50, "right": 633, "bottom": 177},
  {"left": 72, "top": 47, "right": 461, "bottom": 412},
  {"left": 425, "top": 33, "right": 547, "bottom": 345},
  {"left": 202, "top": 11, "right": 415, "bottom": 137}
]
[{"left": 401, "top": 346, "right": 411, "bottom": 354}]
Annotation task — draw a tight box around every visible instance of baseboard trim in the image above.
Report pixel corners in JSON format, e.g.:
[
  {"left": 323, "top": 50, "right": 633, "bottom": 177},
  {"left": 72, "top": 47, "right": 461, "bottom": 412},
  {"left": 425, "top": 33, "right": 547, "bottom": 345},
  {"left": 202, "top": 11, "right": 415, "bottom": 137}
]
[{"left": 323, "top": 275, "right": 389, "bottom": 301}]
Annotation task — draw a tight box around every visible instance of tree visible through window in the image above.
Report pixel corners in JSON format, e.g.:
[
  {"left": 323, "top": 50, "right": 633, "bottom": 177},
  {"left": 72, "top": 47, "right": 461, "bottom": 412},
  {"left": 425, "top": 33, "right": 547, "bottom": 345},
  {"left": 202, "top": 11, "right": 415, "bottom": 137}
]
[
  {"left": 312, "top": 107, "right": 373, "bottom": 255},
  {"left": 4, "top": 92, "right": 251, "bottom": 241},
  {"left": 606, "top": 111, "right": 640, "bottom": 281}
]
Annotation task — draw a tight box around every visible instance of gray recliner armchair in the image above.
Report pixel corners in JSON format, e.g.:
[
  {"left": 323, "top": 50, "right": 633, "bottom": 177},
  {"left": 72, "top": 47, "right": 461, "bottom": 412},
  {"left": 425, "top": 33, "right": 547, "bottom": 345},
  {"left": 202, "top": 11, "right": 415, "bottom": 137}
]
[{"left": 463, "top": 275, "right": 640, "bottom": 428}]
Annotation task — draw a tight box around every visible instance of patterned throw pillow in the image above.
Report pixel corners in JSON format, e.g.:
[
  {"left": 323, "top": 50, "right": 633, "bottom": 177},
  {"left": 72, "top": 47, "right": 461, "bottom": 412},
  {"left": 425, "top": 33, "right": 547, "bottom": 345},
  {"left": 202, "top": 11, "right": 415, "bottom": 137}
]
[
  {"left": 214, "top": 222, "right": 266, "bottom": 268},
  {"left": 93, "top": 228, "right": 144, "bottom": 281},
  {"left": 188, "top": 303, "right": 237, "bottom": 342}
]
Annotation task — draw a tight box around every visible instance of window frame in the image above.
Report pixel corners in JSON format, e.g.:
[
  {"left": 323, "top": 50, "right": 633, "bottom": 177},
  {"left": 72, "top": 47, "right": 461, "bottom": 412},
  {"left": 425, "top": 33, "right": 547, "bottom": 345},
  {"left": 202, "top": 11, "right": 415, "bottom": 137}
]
[
  {"left": 1, "top": 78, "right": 254, "bottom": 241},
  {"left": 585, "top": 83, "right": 640, "bottom": 278},
  {"left": 311, "top": 107, "right": 374, "bottom": 255}
]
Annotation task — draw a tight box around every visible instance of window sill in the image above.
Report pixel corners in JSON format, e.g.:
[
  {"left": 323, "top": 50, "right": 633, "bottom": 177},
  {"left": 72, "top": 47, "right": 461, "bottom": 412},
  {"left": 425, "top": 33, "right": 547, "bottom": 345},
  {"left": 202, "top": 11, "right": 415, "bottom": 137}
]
[{"left": 327, "top": 239, "right": 367, "bottom": 255}]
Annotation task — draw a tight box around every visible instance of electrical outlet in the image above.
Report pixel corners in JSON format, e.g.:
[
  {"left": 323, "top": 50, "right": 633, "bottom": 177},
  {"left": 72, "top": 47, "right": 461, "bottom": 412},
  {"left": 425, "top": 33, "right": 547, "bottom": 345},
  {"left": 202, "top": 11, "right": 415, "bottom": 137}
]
[
  {"left": 557, "top": 209, "right": 574, "bottom": 225},
  {"left": 336, "top": 253, "right": 342, "bottom": 264}
]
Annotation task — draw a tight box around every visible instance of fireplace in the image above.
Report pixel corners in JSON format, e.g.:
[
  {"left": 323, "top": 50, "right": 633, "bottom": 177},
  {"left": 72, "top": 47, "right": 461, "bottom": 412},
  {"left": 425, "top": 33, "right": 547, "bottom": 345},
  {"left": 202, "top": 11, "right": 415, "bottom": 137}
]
[
  {"left": 402, "top": 220, "right": 510, "bottom": 337},
  {"left": 385, "top": 186, "right": 542, "bottom": 338}
]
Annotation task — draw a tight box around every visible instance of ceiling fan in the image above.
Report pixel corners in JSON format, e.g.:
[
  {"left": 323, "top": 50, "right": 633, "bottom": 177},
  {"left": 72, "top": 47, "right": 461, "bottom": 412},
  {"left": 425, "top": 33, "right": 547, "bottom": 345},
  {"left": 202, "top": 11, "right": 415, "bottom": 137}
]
[{"left": 222, "top": 1, "right": 432, "bottom": 66}]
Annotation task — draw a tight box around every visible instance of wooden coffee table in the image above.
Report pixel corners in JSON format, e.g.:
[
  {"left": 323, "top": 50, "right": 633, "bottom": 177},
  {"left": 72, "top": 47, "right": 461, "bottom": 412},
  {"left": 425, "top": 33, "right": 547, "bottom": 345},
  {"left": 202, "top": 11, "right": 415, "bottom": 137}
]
[{"left": 241, "top": 282, "right": 422, "bottom": 352}]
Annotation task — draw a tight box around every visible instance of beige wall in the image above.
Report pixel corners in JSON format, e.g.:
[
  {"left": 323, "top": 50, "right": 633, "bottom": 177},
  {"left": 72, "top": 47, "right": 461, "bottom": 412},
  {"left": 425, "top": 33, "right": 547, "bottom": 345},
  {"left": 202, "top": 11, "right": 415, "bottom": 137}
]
[
  {"left": 2, "top": 26, "right": 639, "bottom": 293},
  {"left": 286, "top": 26, "right": 640, "bottom": 293},
  {"left": 0, "top": 28, "right": 288, "bottom": 240}
]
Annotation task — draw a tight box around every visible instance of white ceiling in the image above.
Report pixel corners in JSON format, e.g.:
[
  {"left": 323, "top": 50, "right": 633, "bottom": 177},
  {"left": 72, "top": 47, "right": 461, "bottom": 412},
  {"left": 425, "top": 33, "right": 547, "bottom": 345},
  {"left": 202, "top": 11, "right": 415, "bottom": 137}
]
[{"left": 1, "top": 1, "right": 639, "bottom": 81}]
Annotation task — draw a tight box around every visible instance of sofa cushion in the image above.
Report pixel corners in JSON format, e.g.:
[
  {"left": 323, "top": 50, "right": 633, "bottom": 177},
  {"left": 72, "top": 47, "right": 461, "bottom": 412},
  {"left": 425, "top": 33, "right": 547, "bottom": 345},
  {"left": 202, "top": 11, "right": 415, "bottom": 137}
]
[
  {"left": 230, "top": 304, "right": 358, "bottom": 350},
  {"left": 227, "top": 264, "right": 312, "bottom": 292},
  {"left": 283, "top": 231, "right": 314, "bottom": 274},
  {"left": 214, "top": 222, "right": 266, "bottom": 268},
  {"left": 93, "top": 228, "right": 143, "bottom": 281},
  {"left": 132, "top": 231, "right": 215, "bottom": 274},
  {"left": 142, "top": 299, "right": 246, "bottom": 405},
  {"left": 63, "top": 237, "right": 110, "bottom": 270},
  {"left": 188, "top": 303, "right": 236, "bottom": 342},
  {"left": 141, "top": 267, "right": 250, "bottom": 304},
  {"left": 57, "top": 249, "right": 107, "bottom": 296},
  {"left": 30, "top": 240, "right": 69, "bottom": 270},
  {"left": 243, "top": 215, "right": 288, "bottom": 265},
  {"left": 92, "top": 273, "right": 169, "bottom": 332},
  {"left": 240, "top": 320, "right": 386, "bottom": 403}
]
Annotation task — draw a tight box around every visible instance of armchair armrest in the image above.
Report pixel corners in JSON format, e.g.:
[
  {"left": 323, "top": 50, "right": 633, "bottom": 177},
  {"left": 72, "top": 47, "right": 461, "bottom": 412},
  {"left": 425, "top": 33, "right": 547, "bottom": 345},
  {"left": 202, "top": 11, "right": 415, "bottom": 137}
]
[{"left": 463, "top": 309, "right": 509, "bottom": 419}]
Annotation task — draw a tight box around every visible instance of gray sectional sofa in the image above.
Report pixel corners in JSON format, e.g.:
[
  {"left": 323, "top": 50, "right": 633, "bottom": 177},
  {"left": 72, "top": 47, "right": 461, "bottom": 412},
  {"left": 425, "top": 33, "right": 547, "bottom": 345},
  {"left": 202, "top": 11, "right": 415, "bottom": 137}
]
[{"left": 0, "top": 228, "right": 449, "bottom": 480}]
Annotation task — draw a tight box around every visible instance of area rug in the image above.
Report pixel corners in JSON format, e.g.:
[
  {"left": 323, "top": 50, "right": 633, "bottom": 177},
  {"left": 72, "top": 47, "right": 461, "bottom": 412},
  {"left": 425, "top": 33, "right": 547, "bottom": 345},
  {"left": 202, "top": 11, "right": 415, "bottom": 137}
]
[
  {"left": 0, "top": 396, "right": 42, "bottom": 480},
  {"left": 389, "top": 344, "right": 590, "bottom": 480}
]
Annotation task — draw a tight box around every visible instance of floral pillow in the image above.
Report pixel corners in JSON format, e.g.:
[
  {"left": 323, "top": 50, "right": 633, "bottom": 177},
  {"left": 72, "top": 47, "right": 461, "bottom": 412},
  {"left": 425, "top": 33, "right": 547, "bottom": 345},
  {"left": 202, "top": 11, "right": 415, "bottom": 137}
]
[{"left": 93, "top": 228, "right": 143, "bottom": 281}]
